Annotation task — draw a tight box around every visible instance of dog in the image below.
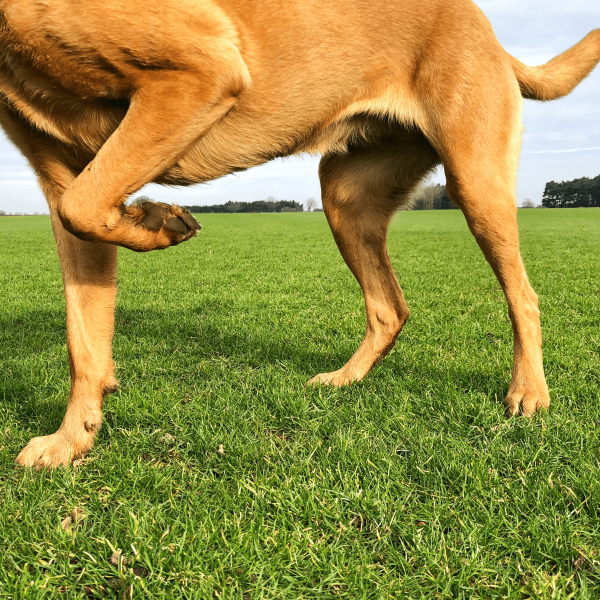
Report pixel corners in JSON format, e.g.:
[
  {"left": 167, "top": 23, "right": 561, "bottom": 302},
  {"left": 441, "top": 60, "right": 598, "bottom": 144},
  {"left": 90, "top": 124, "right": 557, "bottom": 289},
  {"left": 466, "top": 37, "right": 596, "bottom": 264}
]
[{"left": 0, "top": 0, "right": 598, "bottom": 468}]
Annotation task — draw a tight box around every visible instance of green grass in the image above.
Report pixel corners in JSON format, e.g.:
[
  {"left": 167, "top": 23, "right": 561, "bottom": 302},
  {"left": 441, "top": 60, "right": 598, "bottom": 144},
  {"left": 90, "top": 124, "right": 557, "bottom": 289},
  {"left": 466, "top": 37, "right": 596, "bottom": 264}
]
[{"left": 0, "top": 208, "right": 599, "bottom": 599}]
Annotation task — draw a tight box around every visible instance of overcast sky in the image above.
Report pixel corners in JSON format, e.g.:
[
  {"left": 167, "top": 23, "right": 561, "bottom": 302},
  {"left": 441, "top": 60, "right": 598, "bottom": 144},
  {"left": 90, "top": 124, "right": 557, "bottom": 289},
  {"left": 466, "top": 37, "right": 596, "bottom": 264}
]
[{"left": 0, "top": 0, "right": 598, "bottom": 213}]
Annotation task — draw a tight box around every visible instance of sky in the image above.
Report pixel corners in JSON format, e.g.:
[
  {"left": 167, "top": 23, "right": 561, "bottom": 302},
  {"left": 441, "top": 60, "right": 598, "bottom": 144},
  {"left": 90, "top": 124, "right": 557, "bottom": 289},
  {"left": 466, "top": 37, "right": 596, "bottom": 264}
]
[{"left": 0, "top": 0, "right": 598, "bottom": 213}]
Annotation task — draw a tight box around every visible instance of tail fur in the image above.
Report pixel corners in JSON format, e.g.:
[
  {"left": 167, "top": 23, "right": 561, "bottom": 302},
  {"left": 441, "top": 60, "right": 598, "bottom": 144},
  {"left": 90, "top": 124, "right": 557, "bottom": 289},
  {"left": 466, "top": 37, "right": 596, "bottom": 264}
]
[{"left": 510, "top": 30, "right": 600, "bottom": 101}]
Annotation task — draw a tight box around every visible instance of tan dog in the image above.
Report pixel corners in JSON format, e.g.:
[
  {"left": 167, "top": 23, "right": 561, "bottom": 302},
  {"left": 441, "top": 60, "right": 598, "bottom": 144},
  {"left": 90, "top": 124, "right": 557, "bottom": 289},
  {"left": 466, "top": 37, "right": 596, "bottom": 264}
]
[{"left": 1, "top": 0, "right": 598, "bottom": 468}]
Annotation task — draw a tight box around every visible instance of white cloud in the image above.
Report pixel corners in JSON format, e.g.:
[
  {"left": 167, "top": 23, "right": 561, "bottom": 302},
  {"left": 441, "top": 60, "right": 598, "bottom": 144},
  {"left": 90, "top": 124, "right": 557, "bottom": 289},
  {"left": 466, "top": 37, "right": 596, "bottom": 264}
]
[
  {"left": 0, "top": 170, "right": 36, "bottom": 178},
  {"left": 525, "top": 146, "right": 600, "bottom": 154}
]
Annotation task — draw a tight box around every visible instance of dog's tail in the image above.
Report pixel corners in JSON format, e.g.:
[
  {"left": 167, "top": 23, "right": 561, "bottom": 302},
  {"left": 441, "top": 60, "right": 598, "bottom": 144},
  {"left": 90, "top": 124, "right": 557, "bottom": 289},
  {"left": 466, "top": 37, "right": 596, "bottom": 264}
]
[{"left": 510, "top": 29, "right": 600, "bottom": 101}]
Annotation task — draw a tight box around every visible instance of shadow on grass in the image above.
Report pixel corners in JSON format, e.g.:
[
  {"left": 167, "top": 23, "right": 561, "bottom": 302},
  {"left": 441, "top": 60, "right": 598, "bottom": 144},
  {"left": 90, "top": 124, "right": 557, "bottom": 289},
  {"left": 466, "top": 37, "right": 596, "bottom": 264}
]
[{"left": 0, "top": 306, "right": 509, "bottom": 432}]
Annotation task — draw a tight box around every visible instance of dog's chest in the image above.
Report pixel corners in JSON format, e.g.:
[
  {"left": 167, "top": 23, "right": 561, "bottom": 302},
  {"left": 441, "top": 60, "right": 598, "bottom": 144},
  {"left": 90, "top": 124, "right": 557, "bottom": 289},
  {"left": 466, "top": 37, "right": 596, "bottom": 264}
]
[
  {"left": 0, "top": 45, "right": 126, "bottom": 156},
  {"left": 0, "top": 3, "right": 128, "bottom": 156}
]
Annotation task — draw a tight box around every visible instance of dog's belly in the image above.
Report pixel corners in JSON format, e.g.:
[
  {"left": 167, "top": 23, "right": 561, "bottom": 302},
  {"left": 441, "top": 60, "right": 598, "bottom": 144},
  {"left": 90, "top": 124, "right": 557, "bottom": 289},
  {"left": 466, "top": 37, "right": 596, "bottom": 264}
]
[{"left": 166, "top": 105, "right": 418, "bottom": 187}]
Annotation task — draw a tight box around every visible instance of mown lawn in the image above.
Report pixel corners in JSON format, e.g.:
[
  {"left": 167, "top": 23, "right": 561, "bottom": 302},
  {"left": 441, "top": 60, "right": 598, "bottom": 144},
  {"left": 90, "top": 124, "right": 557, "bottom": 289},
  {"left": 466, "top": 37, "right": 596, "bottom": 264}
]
[{"left": 0, "top": 208, "right": 599, "bottom": 599}]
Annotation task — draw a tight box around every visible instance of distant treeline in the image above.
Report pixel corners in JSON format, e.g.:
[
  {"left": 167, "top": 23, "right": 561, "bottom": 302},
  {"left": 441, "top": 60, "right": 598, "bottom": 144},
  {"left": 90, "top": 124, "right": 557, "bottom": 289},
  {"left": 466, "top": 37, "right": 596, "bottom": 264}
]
[
  {"left": 0, "top": 211, "right": 48, "bottom": 216},
  {"left": 542, "top": 175, "right": 600, "bottom": 208},
  {"left": 184, "top": 200, "right": 304, "bottom": 213}
]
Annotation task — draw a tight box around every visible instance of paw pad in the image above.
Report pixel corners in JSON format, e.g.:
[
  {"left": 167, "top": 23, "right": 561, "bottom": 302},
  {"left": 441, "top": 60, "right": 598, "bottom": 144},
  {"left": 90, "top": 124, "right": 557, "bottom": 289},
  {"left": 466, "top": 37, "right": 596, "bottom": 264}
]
[{"left": 136, "top": 202, "right": 200, "bottom": 236}]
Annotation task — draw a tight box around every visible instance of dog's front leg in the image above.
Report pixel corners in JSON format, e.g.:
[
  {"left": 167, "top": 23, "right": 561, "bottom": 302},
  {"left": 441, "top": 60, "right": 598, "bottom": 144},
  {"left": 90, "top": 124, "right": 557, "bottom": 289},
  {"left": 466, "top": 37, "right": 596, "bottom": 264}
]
[
  {"left": 0, "top": 108, "right": 120, "bottom": 469},
  {"left": 15, "top": 207, "right": 118, "bottom": 469}
]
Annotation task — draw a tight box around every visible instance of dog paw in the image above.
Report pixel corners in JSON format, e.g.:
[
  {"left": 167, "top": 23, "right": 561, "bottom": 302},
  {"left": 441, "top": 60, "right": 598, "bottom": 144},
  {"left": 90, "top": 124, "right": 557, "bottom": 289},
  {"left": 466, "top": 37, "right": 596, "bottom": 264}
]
[
  {"left": 307, "top": 369, "right": 358, "bottom": 387},
  {"left": 122, "top": 202, "right": 200, "bottom": 251},
  {"left": 504, "top": 390, "right": 550, "bottom": 418},
  {"left": 15, "top": 432, "right": 86, "bottom": 470}
]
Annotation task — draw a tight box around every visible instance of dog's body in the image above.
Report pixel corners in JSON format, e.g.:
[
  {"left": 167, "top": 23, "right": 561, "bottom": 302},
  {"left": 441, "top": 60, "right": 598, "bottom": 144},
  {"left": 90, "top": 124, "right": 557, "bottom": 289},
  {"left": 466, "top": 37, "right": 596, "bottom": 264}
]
[{"left": 1, "top": 0, "right": 598, "bottom": 468}]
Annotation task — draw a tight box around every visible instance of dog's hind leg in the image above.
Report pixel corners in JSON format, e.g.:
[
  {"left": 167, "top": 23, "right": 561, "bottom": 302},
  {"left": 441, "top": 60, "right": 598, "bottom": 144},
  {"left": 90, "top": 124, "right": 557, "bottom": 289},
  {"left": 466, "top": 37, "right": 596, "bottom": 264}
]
[
  {"left": 433, "top": 70, "right": 550, "bottom": 417},
  {"left": 309, "top": 134, "right": 439, "bottom": 386}
]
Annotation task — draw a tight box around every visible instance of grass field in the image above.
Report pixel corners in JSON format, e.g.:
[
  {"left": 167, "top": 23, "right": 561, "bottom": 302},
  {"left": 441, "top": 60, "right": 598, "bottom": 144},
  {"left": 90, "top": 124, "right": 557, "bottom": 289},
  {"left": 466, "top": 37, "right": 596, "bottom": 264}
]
[{"left": 1, "top": 208, "right": 599, "bottom": 599}]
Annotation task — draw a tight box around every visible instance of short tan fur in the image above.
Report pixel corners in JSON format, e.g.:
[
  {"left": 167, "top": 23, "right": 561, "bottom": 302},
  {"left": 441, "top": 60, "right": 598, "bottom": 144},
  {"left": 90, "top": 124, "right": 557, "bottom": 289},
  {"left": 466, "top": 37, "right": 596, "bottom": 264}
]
[{"left": 0, "top": 0, "right": 598, "bottom": 468}]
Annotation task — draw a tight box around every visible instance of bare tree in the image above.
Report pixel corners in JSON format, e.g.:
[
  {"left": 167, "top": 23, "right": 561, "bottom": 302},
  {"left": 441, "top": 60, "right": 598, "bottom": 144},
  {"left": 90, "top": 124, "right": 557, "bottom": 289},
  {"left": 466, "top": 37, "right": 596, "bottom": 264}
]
[
  {"left": 408, "top": 182, "right": 443, "bottom": 210},
  {"left": 227, "top": 201, "right": 242, "bottom": 213},
  {"left": 305, "top": 197, "right": 318, "bottom": 212},
  {"left": 129, "top": 195, "right": 153, "bottom": 206},
  {"left": 420, "top": 186, "right": 441, "bottom": 210},
  {"left": 407, "top": 173, "right": 436, "bottom": 210},
  {"left": 521, "top": 198, "right": 535, "bottom": 208}
]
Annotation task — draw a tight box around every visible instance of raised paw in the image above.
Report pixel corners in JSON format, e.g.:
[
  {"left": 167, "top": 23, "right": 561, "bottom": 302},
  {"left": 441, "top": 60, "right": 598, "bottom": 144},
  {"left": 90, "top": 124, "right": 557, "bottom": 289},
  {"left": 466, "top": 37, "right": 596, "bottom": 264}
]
[
  {"left": 60, "top": 200, "right": 201, "bottom": 251},
  {"left": 15, "top": 432, "right": 86, "bottom": 470},
  {"left": 124, "top": 202, "right": 200, "bottom": 251}
]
